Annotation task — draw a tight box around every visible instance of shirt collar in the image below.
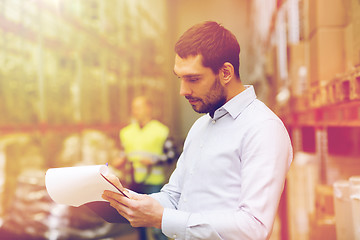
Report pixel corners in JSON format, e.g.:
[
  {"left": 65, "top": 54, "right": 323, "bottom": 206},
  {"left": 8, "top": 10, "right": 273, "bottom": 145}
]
[{"left": 212, "top": 85, "right": 257, "bottom": 120}]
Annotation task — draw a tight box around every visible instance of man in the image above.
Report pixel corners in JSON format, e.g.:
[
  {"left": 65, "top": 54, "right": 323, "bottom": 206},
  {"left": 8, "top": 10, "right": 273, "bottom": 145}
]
[
  {"left": 117, "top": 96, "right": 172, "bottom": 240},
  {"left": 119, "top": 96, "right": 170, "bottom": 193},
  {"left": 103, "top": 21, "right": 293, "bottom": 240}
]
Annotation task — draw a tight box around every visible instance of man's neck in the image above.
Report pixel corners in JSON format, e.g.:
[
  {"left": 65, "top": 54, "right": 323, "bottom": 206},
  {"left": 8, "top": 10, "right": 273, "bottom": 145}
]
[
  {"left": 226, "top": 82, "right": 246, "bottom": 102},
  {"left": 138, "top": 118, "right": 151, "bottom": 128}
]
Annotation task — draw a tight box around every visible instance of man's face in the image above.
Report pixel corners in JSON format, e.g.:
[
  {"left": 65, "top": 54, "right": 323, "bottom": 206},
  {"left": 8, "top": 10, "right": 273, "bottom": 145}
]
[
  {"left": 173, "top": 54, "right": 227, "bottom": 115},
  {"left": 131, "top": 98, "right": 151, "bottom": 122}
]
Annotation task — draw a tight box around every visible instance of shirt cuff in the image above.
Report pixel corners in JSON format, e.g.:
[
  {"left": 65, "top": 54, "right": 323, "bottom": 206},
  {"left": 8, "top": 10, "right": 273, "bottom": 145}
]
[{"left": 162, "top": 208, "right": 190, "bottom": 239}]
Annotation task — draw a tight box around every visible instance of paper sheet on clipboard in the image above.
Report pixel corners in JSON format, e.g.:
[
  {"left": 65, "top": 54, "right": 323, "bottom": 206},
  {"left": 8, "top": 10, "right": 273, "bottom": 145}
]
[{"left": 45, "top": 165, "right": 123, "bottom": 207}]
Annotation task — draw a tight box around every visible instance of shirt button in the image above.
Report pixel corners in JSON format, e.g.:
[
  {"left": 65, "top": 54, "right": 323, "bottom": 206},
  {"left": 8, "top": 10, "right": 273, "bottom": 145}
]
[{"left": 212, "top": 120, "right": 216, "bottom": 124}]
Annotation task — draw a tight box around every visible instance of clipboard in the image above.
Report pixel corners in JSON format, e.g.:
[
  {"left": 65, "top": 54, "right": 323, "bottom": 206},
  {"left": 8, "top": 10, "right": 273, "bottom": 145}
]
[
  {"left": 84, "top": 201, "right": 129, "bottom": 223},
  {"left": 45, "top": 165, "right": 130, "bottom": 223}
]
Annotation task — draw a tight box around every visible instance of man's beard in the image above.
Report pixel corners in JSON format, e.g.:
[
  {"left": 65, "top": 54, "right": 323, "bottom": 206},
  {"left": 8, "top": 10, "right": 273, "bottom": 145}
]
[{"left": 188, "top": 76, "right": 227, "bottom": 116}]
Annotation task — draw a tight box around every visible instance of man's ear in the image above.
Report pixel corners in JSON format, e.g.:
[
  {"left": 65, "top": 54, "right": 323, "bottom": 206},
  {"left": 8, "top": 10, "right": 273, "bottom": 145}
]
[{"left": 220, "top": 62, "right": 234, "bottom": 85}]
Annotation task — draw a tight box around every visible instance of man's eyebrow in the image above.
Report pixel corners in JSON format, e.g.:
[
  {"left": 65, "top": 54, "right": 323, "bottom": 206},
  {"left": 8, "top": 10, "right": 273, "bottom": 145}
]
[
  {"left": 173, "top": 71, "right": 202, "bottom": 78},
  {"left": 184, "top": 74, "right": 201, "bottom": 78}
]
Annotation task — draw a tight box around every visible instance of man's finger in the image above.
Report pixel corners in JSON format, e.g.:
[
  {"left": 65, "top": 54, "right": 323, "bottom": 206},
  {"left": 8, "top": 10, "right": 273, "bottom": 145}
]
[
  {"left": 103, "top": 190, "right": 133, "bottom": 207},
  {"left": 107, "top": 198, "right": 131, "bottom": 219},
  {"left": 105, "top": 173, "right": 124, "bottom": 190},
  {"left": 103, "top": 190, "right": 124, "bottom": 201}
]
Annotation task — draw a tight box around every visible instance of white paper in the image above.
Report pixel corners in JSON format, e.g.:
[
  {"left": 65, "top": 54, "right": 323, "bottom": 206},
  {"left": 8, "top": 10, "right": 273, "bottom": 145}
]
[{"left": 45, "top": 165, "right": 119, "bottom": 207}]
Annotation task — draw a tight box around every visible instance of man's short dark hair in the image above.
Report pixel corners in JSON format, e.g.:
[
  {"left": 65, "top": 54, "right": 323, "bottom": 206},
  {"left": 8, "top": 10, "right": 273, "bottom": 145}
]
[{"left": 175, "top": 21, "right": 240, "bottom": 78}]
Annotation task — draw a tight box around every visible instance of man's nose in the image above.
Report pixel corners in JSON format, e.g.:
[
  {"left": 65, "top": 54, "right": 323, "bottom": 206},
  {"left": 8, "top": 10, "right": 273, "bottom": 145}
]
[{"left": 179, "top": 80, "right": 191, "bottom": 96}]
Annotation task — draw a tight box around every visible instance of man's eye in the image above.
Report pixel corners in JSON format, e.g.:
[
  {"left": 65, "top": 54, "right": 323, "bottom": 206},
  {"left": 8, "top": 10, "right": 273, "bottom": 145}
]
[{"left": 188, "top": 78, "right": 199, "bottom": 82}]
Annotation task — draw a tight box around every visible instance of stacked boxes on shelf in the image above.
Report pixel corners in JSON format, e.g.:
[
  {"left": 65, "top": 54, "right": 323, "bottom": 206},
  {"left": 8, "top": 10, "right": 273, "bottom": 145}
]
[
  {"left": 0, "top": 0, "right": 170, "bottom": 126},
  {"left": 333, "top": 176, "right": 360, "bottom": 240},
  {"left": 297, "top": 0, "right": 360, "bottom": 109},
  {"left": 307, "top": 0, "right": 348, "bottom": 107},
  {"left": 287, "top": 0, "right": 360, "bottom": 110},
  {"left": 0, "top": 0, "right": 171, "bottom": 235},
  {"left": 271, "top": 1, "right": 360, "bottom": 239}
]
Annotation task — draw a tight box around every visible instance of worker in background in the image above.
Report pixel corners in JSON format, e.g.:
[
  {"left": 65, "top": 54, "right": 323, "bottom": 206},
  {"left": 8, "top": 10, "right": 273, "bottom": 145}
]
[
  {"left": 103, "top": 21, "right": 293, "bottom": 240},
  {"left": 117, "top": 96, "right": 173, "bottom": 240}
]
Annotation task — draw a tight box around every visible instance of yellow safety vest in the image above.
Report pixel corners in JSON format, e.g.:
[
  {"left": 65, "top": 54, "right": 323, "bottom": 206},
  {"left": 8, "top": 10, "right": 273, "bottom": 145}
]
[{"left": 119, "top": 120, "right": 169, "bottom": 185}]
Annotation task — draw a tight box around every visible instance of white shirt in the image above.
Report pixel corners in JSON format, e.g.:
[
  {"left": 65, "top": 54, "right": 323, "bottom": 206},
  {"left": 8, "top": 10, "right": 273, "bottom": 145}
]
[{"left": 151, "top": 85, "right": 293, "bottom": 240}]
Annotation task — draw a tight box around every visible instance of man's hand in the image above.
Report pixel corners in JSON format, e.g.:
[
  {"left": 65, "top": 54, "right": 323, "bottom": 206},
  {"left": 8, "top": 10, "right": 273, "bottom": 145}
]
[
  {"left": 140, "top": 157, "right": 153, "bottom": 166},
  {"left": 112, "top": 156, "right": 127, "bottom": 169},
  {"left": 102, "top": 181, "right": 164, "bottom": 229}
]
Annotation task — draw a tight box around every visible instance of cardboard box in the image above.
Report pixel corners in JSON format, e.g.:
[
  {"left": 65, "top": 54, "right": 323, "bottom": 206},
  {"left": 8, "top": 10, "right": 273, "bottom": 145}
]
[
  {"left": 309, "top": 28, "right": 345, "bottom": 87},
  {"left": 288, "top": 42, "right": 309, "bottom": 96},
  {"left": 352, "top": 0, "right": 360, "bottom": 66},
  {"left": 309, "top": 0, "right": 349, "bottom": 37},
  {"left": 345, "top": 24, "right": 354, "bottom": 71},
  {"left": 309, "top": 215, "right": 336, "bottom": 240},
  {"left": 286, "top": 152, "right": 319, "bottom": 240},
  {"left": 299, "top": 0, "right": 310, "bottom": 40},
  {"left": 315, "top": 184, "right": 334, "bottom": 220}
]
